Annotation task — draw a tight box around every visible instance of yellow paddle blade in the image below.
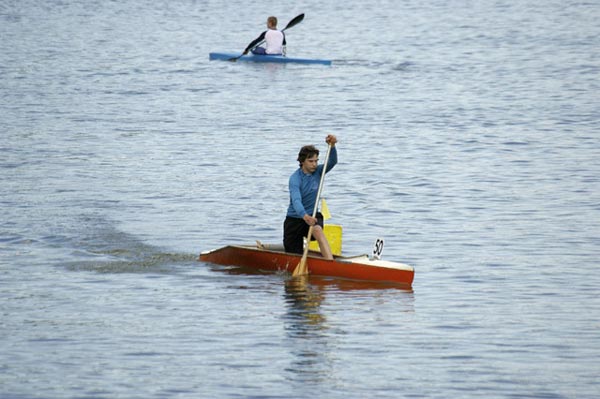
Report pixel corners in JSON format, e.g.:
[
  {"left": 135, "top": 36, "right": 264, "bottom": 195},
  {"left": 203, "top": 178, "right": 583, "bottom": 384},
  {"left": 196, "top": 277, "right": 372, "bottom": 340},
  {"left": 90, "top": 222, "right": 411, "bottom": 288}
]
[
  {"left": 308, "top": 224, "right": 343, "bottom": 256},
  {"left": 321, "top": 198, "right": 331, "bottom": 220}
]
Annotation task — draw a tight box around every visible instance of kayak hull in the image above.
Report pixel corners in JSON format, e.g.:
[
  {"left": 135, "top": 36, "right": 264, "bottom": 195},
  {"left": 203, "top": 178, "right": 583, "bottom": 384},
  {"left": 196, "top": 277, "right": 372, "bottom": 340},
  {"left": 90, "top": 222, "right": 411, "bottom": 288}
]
[
  {"left": 199, "top": 245, "right": 414, "bottom": 287},
  {"left": 209, "top": 52, "right": 332, "bottom": 66}
]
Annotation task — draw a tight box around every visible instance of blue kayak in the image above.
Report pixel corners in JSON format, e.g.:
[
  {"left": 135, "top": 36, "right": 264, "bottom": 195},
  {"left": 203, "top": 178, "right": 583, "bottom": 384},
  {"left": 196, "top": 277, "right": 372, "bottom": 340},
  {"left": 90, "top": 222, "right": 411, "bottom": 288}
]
[{"left": 209, "top": 52, "right": 332, "bottom": 66}]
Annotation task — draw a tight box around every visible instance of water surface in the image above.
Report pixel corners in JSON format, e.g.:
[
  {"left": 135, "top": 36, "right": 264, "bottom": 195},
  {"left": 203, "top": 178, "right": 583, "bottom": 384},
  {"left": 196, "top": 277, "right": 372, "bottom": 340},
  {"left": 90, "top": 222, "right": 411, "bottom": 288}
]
[{"left": 2, "top": 1, "right": 599, "bottom": 398}]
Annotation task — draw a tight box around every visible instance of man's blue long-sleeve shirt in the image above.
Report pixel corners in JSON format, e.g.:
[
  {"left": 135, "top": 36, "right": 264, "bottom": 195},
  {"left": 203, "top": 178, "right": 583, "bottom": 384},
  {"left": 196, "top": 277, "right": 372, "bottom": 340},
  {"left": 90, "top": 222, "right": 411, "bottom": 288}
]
[{"left": 286, "top": 146, "right": 337, "bottom": 218}]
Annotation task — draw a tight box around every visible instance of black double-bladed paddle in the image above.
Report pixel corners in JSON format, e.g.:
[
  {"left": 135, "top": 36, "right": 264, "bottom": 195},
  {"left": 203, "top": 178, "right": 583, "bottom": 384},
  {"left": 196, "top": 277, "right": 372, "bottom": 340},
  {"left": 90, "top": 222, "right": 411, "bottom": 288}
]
[{"left": 228, "top": 13, "right": 305, "bottom": 62}]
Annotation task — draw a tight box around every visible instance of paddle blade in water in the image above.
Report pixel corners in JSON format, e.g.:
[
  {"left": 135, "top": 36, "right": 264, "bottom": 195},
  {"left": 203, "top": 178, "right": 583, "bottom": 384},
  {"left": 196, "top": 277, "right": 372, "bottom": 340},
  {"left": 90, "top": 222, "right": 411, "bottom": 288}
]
[{"left": 292, "top": 256, "right": 308, "bottom": 276}]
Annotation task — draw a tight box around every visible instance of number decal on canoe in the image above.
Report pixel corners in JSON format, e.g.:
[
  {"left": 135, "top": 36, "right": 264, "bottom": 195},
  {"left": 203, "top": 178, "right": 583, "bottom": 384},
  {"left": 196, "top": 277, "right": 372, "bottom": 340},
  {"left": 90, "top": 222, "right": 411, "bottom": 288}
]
[{"left": 372, "top": 238, "right": 384, "bottom": 260}]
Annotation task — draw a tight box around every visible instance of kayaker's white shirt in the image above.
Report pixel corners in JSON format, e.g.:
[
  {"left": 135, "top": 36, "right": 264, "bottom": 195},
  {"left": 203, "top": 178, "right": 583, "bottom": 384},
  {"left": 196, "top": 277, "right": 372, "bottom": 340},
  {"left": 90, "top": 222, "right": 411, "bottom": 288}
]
[{"left": 265, "top": 29, "right": 284, "bottom": 54}]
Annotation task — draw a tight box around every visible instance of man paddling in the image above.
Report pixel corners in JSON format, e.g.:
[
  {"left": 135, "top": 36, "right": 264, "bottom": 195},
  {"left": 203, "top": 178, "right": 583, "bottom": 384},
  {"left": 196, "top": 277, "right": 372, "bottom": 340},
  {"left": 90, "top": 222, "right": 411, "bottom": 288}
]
[
  {"left": 284, "top": 135, "right": 338, "bottom": 259},
  {"left": 243, "top": 16, "right": 286, "bottom": 56}
]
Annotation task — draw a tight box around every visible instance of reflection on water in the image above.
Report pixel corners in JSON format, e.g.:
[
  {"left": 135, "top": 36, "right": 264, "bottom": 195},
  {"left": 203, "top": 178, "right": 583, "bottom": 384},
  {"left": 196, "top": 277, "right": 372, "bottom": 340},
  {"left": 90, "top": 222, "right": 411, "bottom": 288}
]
[
  {"left": 280, "top": 276, "right": 415, "bottom": 385},
  {"left": 308, "top": 275, "right": 415, "bottom": 293},
  {"left": 283, "top": 276, "right": 332, "bottom": 384},
  {"left": 284, "top": 277, "right": 327, "bottom": 335}
]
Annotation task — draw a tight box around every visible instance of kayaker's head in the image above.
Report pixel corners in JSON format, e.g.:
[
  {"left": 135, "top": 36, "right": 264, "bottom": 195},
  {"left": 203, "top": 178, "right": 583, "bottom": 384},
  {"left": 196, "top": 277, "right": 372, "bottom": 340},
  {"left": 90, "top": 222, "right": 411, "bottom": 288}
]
[
  {"left": 298, "top": 145, "right": 319, "bottom": 173},
  {"left": 267, "top": 16, "right": 278, "bottom": 29}
]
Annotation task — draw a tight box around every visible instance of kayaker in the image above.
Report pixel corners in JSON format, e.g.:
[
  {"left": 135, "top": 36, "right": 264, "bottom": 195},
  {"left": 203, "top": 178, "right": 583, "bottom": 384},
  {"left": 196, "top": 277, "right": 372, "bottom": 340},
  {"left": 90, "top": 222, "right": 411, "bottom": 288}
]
[
  {"left": 242, "top": 16, "right": 286, "bottom": 56},
  {"left": 283, "top": 135, "right": 338, "bottom": 259}
]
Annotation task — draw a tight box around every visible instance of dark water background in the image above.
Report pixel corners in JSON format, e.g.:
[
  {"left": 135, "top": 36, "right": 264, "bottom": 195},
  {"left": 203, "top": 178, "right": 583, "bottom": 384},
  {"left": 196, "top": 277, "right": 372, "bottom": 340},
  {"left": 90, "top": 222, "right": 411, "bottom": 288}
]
[{"left": 2, "top": 1, "right": 599, "bottom": 398}]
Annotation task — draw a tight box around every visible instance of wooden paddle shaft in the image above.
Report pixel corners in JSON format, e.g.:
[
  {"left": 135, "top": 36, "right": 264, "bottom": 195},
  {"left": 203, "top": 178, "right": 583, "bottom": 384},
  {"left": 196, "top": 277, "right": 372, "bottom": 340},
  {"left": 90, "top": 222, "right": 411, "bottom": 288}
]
[{"left": 311, "top": 143, "right": 332, "bottom": 219}]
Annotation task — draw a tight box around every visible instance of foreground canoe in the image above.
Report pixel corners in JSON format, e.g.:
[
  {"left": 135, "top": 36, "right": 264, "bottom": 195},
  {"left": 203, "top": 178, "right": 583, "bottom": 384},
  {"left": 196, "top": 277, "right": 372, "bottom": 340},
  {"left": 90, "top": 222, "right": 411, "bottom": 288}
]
[
  {"left": 199, "top": 245, "right": 414, "bottom": 287},
  {"left": 209, "top": 52, "right": 332, "bottom": 66}
]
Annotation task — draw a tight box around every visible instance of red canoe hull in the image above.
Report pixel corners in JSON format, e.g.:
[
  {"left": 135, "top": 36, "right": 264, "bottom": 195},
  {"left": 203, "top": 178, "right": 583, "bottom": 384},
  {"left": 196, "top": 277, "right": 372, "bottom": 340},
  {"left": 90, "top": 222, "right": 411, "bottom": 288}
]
[{"left": 199, "top": 245, "right": 414, "bottom": 287}]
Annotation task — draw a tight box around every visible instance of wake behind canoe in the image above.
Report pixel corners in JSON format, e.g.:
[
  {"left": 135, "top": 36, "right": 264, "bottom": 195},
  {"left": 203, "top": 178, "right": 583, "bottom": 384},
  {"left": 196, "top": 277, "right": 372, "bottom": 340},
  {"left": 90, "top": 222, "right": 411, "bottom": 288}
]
[{"left": 209, "top": 52, "right": 332, "bottom": 66}]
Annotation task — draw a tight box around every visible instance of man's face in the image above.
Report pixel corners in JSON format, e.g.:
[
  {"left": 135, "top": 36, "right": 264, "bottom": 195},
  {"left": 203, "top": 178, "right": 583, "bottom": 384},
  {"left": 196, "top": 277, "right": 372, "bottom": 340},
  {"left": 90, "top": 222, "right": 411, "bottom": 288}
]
[{"left": 301, "top": 155, "right": 319, "bottom": 174}]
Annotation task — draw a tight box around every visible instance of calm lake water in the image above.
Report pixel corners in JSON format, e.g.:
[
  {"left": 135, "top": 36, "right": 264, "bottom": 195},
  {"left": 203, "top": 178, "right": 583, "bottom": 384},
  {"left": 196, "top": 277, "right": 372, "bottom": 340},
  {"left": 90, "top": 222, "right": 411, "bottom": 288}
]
[{"left": 2, "top": 1, "right": 599, "bottom": 398}]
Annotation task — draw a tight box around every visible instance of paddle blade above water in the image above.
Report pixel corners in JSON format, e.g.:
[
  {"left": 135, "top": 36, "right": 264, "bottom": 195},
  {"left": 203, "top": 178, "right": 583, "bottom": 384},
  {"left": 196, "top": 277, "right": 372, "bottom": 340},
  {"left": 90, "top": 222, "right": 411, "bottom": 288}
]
[{"left": 283, "top": 13, "right": 304, "bottom": 31}]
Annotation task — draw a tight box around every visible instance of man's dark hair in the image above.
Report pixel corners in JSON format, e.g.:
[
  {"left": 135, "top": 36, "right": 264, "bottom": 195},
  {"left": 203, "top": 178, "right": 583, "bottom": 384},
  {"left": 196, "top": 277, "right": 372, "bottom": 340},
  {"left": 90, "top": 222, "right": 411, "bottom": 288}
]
[{"left": 297, "top": 145, "right": 319, "bottom": 167}]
